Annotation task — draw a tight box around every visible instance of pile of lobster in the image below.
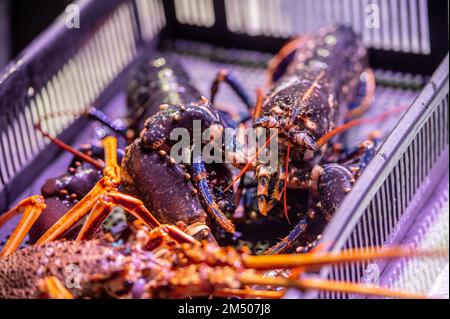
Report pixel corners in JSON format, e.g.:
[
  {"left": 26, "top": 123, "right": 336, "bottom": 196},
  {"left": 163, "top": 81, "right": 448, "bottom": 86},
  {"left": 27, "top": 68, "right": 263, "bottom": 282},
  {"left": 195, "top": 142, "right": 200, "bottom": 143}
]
[{"left": 0, "top": 25, "right": 445, "bottom": 299}]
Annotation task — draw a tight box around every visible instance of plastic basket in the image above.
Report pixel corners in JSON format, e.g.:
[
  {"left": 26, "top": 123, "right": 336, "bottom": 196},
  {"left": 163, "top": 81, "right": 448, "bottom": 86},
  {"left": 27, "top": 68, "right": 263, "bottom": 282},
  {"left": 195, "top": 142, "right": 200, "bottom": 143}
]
[{"left": 0, "top": 0, "right": 448, "bottom": 298}]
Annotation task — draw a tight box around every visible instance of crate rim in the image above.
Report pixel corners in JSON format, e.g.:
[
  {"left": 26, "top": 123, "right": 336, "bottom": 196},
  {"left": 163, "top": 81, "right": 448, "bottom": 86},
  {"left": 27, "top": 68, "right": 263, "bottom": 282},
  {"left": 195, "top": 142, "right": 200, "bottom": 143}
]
[{"left": 319, "top": 53, "right": 449, "bottom": 253}]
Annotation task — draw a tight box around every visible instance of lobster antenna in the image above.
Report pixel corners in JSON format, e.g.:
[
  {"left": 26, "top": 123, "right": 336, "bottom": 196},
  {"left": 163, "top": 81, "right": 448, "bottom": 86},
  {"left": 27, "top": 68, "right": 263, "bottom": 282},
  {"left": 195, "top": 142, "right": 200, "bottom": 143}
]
[
  {"left": 316, "top": 105, "right": 407, "bottom": 148},
  {"left": 35, "top": 123, "right": 104, "bottom": 169},
  {"left": 224, "top": 133, "right": 277, "bottom": 193},
  {"left": 283, "top": 143, "right": 291, "bottom": 224},
  {"left": 239, "top": 273, "right": 429, "bottom": 299}
]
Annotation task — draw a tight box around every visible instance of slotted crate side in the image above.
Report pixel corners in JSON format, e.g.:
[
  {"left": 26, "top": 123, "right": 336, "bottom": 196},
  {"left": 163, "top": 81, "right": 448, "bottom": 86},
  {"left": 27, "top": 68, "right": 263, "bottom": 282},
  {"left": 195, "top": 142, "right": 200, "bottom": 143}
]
[
  {"left": 162, "top": 0, "right": 448, "bottom": 76},
  {"left": 310, "top": 55, "right": 449, "bottom": 299},
  {"left": 172, "top": 0, "right": 433, "bottom": 52},
  {"left": 382, "top": 175, "right": 449, "bottom": 297},
  {"left": 224, "top": 0, "right": 432, "bottom": 53},
  {"left": 135, "top": 0, "right": 167, "bottom": 41},
  {"left": 0, "top": 0, "right": 168, "bottom": 213}
]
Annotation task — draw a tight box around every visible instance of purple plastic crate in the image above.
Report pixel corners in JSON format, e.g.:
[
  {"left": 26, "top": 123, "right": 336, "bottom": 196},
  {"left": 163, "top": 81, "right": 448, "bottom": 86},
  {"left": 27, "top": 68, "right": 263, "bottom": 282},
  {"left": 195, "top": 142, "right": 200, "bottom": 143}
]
[{"left": 0, "top": 0, "right": 448, "bottom": 299}]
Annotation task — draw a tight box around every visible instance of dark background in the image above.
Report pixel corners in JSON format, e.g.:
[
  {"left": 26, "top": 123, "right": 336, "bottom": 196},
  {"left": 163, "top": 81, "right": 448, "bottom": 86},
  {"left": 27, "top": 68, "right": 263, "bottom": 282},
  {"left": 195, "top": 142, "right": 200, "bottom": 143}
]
[{"left": 0, "top": 0, "right": 72, "bottom": 68}]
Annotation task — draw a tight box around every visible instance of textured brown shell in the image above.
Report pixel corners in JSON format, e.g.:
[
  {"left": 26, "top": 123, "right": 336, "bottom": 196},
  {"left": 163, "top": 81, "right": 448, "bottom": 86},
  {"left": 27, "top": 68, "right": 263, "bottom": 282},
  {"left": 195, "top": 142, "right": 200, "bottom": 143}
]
[{"left": 0, "top": 241, "right": 122, "bottom": 299}]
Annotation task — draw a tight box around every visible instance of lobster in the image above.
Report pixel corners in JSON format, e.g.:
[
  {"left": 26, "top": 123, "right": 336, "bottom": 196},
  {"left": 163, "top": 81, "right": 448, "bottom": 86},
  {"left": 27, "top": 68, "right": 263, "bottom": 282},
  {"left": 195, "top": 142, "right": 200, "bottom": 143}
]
[
  {"left": 105, "top": 55, "right": 256, "bottom": 237},
  {"left": 209, "top": 25, "right": 390, "bottom": 254},
  {"left": 0, "top": 218, "right": 442, "bottom": 299},
  {"left": 0, "top": 53, "right": 251, "bottom": 256}
]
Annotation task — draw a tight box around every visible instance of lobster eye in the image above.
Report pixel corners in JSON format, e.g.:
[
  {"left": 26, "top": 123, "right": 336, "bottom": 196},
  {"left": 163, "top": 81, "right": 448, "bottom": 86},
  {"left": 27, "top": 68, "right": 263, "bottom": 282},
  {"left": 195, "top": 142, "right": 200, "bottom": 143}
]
[{"left": 306, "top": 112, "right": 313, "bottom": 118}]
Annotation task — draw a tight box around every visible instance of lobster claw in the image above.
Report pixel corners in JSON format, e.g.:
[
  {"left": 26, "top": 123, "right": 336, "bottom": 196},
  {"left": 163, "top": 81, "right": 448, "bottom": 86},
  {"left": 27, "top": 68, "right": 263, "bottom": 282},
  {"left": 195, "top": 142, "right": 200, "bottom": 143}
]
[
  {"left": 256, "top": 161, "right": 286, "bottom": 216},
  {"left": 317, "top": 163, "right": 355, "bottom": 218}
]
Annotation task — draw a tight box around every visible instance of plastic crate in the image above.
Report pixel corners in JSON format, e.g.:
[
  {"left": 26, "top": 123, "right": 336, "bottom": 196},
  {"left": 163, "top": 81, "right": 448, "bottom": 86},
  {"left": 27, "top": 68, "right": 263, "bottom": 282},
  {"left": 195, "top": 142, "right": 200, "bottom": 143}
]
[{"left": 0, "top": 0, "right": 448, "bottom": 298}]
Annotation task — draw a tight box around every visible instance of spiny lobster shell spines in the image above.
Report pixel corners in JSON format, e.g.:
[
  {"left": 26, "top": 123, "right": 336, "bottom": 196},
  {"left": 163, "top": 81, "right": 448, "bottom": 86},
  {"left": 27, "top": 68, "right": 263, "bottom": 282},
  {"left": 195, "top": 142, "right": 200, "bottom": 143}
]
[{"left": 0, "top": 241, "right": 124, "bottom": 298}]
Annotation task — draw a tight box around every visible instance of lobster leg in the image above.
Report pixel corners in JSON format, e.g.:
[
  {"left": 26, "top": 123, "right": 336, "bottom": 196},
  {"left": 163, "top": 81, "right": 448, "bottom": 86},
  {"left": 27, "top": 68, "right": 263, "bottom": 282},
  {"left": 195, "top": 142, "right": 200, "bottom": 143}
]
[
  {"left": 102, "top": 136, "right": 121, "bottom": 182},
  {"left": 75, "top": 196, "right": 115, "bottom": 240},
  {"left": 76, "top": 191, "right": 160, "bottom": 240},
  {"left": 239, "top": 273, "right": 428, "bottom": 299},
  {"left": 251, "top": 88, "right": 265, "bottom": 123},
  {"left": 39, "top": 276, "right": 74, "bottom": 299},
  {"left": 346, "top": 68, "right": 376, "bottom": 119},
  {"left": 103, "top": 192, "right": 160, "bottom": 229},
  {"left": 343, "top": 140, "right": 376, "bottom": 177},
  {"left": 0, "top": 136, "right": 120, "bottom": 250},
  {"left": 36, "top": 177, "right": 114, "bottom": 244},
  {"left": 87, "top": 108, "right": 128, "bottom": 138},
  {"left": 214, "top": 288, "right": 285, "bottom": 299},
  {"left": 37, "top": 136, "right": 124, "bottom": 242},
  {"left": 240, "top": 246, "right": 445, "bottom": 298},
  {"left": 160, "top": 224, "right": 199, "bottom": 245},
  {"left": 192, "top": 158, "right": 235, "bottom": 233},
  {"left": 264, "top": 214, "right": 315, "bottom": 255},
  {"left": 140, "top": 101, "right": 223, "bottom": 150},
  {"left": 0, "top": 196, "right": 46, "bottom": 257},
  {"left": 266, "top": 36, "right": 307, "bottom": 86},
  {"left": 210, "top": 69, "right": 254, "bottom": 110},
  {"left": 266, "top": 163, "right": 354, "bottom": 254}
]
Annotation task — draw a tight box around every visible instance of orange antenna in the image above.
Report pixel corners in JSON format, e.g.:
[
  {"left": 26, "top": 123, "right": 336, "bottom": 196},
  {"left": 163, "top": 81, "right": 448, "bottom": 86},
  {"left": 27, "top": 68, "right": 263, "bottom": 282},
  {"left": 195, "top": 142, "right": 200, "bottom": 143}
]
[
  {"left": 316, "top": 105, "right": 408, "bottom": 148},
  {"left": 35, "top": 123, "right": 104, "bottom": 169},
  {"left": 283, "top": 143, "right": 291, "bottom": 224},
  {"left": 224, "top": 133, "right": 277, "bottom": 193}
]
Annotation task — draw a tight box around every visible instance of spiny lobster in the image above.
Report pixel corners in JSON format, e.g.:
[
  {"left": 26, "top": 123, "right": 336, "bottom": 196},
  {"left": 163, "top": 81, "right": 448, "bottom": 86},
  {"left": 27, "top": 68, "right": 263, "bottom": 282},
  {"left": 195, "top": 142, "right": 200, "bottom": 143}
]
[{"left": 0, "top": 219, "right": 442, "bottom": 299}]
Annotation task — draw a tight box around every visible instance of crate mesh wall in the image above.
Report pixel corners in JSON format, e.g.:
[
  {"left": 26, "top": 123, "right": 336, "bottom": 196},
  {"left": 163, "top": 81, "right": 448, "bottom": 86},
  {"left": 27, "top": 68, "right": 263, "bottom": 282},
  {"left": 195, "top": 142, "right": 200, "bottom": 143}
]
[
  {"left": 0, "top": 1, "right": 168, "bottom": 191},
  {"left": 314, "top": 57, "right": 449, "bottom": 299},
  {"left": 223, "top": 0, "right": 431, "bottom": 54},
  {"left": 174, "top": 0, "right": 215, "bottom": 27}
]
